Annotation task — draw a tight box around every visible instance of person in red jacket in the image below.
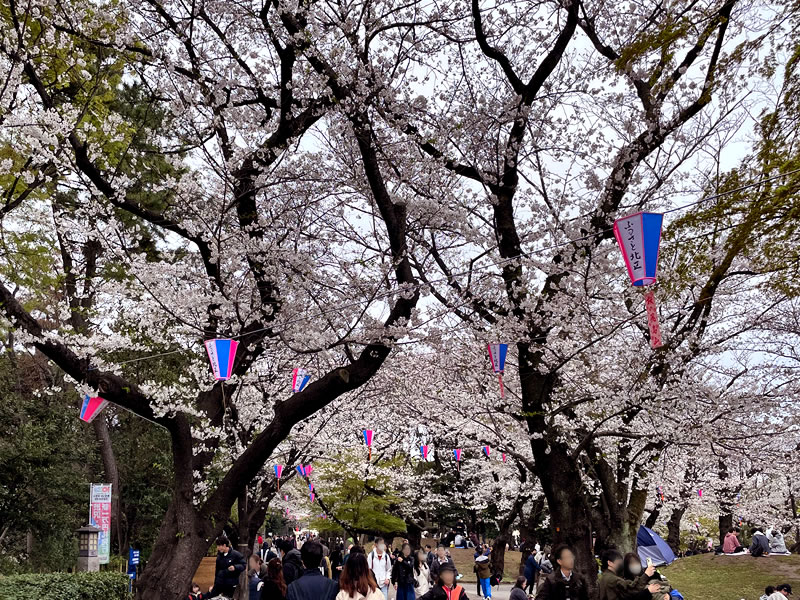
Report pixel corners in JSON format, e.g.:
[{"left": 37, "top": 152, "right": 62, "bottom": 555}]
[{"left": 419, "top": 563, "right": 468, "bottom": 600}]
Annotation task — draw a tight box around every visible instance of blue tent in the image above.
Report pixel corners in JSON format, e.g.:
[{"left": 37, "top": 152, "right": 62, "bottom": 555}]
[{"left": 637, "top": 525, "right": 676, "bottom": 567}]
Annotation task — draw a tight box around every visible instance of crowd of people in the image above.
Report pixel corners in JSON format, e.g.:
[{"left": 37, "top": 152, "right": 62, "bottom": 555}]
[
  {"left": 189, "top": 534, "right": 483, "bottom": 600},
  {"left": 188, "top": 529, "right": 793, "bottom": 600}
]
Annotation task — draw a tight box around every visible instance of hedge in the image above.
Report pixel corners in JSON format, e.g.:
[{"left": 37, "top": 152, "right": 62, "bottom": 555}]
[{"left": 0, "top": 571, "right": 131, "bottom": 600}]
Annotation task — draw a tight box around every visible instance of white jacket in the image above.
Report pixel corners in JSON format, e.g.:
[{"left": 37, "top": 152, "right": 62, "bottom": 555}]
[
  {"left": 336, "top": 589, "right": 385, "bottom": 600},
  {"left": 368, "top": 549, "right": 392, "bottom": 585},
  {"left": 415, "top": 562, "right": 431, "bottom": 597}
]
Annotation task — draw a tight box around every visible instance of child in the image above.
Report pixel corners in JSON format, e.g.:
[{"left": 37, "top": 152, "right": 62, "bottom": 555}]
[
  {"left": 188, "top": 582, "right": 204, "bottom": 600},
  {"left": 474, "top": 553, "right": 492, "bottom": 599}
]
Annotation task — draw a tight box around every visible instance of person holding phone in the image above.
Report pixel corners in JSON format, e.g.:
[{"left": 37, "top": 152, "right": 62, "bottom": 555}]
[{"left": 598, "top": 550, "right": 668, "bottom": 600}]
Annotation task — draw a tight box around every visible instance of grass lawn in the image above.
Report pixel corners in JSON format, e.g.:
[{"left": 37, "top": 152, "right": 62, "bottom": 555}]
[
  {"left": 662, "top": 553, "right": 800, "bottom": 600},
  {"left": 449, "top": 547, "right": 523, "bottom": 583}
]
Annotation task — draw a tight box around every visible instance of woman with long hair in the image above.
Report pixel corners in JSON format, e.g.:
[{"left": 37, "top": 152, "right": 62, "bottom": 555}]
[
  {"left": 510, "top": 576, "right": 528, "bottom": 600},
  {"left": 260, "top": 557, "right": 287, "bottom": 600},
  {"left": 413, "top": 549, "right": 431, "bottom": 598},
  {"left": 336, "top": 552, "right": 384, "bottom": 600}
]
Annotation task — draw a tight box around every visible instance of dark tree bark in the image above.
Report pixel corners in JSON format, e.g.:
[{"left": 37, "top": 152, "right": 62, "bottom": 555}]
[{"left": 666, "top": 506, "right": 686, "bottom": 554}]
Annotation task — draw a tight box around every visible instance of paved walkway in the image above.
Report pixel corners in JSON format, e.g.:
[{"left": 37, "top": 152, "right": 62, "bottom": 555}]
[{"left": 387, "top": 583, "right": 521, "bottom": 599}]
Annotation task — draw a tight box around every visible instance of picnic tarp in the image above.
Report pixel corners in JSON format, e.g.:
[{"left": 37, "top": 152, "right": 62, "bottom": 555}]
[{"left": 637, "top": 525, "right": 677, "bottom": 567}]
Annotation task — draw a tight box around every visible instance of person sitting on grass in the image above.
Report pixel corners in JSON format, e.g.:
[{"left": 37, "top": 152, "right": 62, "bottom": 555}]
[
  {"left": 749, "top": 527, "right": 770, "bottom": 557},
  {"left": 761, "top": 586, "right": 776, "bottom": 600},
  {"left": 768, "top": 585, "right": 793, "bottom": 600}
]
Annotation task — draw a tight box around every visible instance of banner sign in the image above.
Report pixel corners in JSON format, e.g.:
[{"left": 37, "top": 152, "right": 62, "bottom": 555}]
[{"left": 90, "top": 483, "right": 112, "bottom": 564}]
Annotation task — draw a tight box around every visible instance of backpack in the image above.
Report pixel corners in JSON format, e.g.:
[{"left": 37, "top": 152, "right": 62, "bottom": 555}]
[{"left": 540, "top": 560, "right": 553, "bottom": 574}]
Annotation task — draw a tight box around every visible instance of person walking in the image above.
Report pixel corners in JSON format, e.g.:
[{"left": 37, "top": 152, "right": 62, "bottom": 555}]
[
  {"left": 413, "top": 550, "right": 431, "bottom": 598},
  {"left": 234, "top": 554, "right": 264, "bottom": 600},
  {"left": 277, "top": 539, "right": 304, "bottom": 587},
  {"left": 524, "top": 549, "right": 541, "bottom": 595},
  {"left": 367, "top": 538, "right": 393, "bottom": 599},
  {"left": 418, "top": 563, "right": 467, "bottom": 600},
  {"left": 535, "top": 545, "right": 589, "bottom": 600},
  {"left": 208, "top": 536, "right": 247, "bottom": 599},
  {"left": 286, "top": 541, "right": 339, "bottom": 600},
  {"left": 335, "top": 552, "right": 384, "bottom": 600},
  {"left": 429, "top": 546, "right": 458, "bottom": 583},
  {"left": 260, "top": 557, "right": 287, "bottom": 600},
  {"left": 391, "top": 543, "right": 416, "bottom": 600}
]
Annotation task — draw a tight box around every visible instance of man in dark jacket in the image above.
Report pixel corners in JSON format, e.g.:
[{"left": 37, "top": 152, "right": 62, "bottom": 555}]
[
  {"left": 207, "top": 536, "right": 246, "bottom": 598},
  {"left": 524, "top": 551, "right": 541, "bottom": 595},
  {"left": 429, "top": 545, "right": 459, "bottom": 582},
  {"left": 277, "top": 538, "right": 304, "bottom": 586},
  {"left": 286, "top": 540, "right": 338, "bottom": 600},
  {"left": 535, "top": 545, "right": 590, "bottom": 600}
]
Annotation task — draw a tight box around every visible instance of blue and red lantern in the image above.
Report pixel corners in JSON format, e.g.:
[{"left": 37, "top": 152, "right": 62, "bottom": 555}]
[
  {"left": 420, "top": 445, "right": 429, "bottom": 461},
  {"left": 487, "top": 343, "right": 508, "bottom": 396},
  {"left": 613, "top": 212, "right": 664, "bottom": 348},
  {"left": 204, "top": 338, "right": 239, "bottom": 380},
  {"left": 292, "top": 368, "right": 310, "bottom": 393},
  {"left": 453, "top": 448, "right": 462, "bottom": 471},
  {"left": 79, "top": 394, "right": 108, "bottom": 423},
  {"left": 274, "top": 465, "right": 283, "bottom": 490},
  {"left": 363, "top": 429, "right": 374, "bottom": 461}
]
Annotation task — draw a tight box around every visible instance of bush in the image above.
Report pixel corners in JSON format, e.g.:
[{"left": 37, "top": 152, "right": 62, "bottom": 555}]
[{"left": 0, "top": 571, "right": 131, "bottom": 600}]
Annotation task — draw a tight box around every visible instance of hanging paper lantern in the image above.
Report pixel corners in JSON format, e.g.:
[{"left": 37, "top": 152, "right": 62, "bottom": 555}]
[
  {"left": 79, "top": 394, "right": 108, "bottom": 423},
  {"left": 296, "top": 465, "right": 306, "bottom": 477},
  {"left": 613, "top": 212, "right": 664, "bottom": 348},
  {"left": 487, "top": 343, "right": 508, "bottom": 397},
  {"left": 305, "top": 465, "right": 314, "bottom": 476},
  {"left": 363, "top": 429, "right": 374, "bottom": 461},
  {"left": 274, "top": 465, "right": 284, "bottom": 490},
  {"left": 204, "top": 338, "right": 239, "bottom": 380},
  {"left": 453, "top": 448, "right": 462, "bottom": 471},
  {"left": 309, "top": 493, "right": 315, "bottom": 503},
  {"left": 697, "top": 489, "right": 703, "bottom": 498},
  {"left": 483, "top": 446, "right": 491, "bottom": 458},
  {"left": 694, "top": 521, "right": 702, "bottom": 532},
  {"left": 501, "top": 453, "right": 507, "bottom": 463},
  {"left": 309, "top": 483, "right": 314, "bottom": 492},
  {"left": 284, "top": 494, "right": 289, "bottom": 501},
  {"left": 420, "top": 445, "right": 429, "bottom": 460},
  {"left": 292, "top": 367, "right": 311, "bottom": 393}
]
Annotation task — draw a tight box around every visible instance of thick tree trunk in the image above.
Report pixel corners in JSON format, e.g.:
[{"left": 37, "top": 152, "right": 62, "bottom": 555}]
[
  {"left": 491, "top": 534, "right": 508, "bottom": 578},
  {"left": 93, "top": 416, "right": 123, "bottom": 555},
  {"left": 644, "top": 508, "right": 659, "bottom": 530},
  {"left": 406, "top": 522, "right": 422, "bottom": 549},
  {"left": 666, "top": 506, "right": 686, "bottom": 554},
  {"left": 134, "top": 503, "right": 215, "bottom": 600},
  {"left": 237, "top": 488, "right": 250, "bottom": 556},
  {"left": 535, "top": 448, "right": 596, "bottom": 594},
  {"left": 718, "top": 513, "right": 733, "bottom": 547}
]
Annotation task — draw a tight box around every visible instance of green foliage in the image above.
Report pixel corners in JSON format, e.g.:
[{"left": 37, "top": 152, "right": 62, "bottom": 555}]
[
  {"left": 0, "top": 352, "right": 100, "bottom": 573},
  {"left": 311, "top": 453, "right": 406, "bottom": 536},
  {"left": 0, "top": 571, "right": 131, "bottom": 600}
]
